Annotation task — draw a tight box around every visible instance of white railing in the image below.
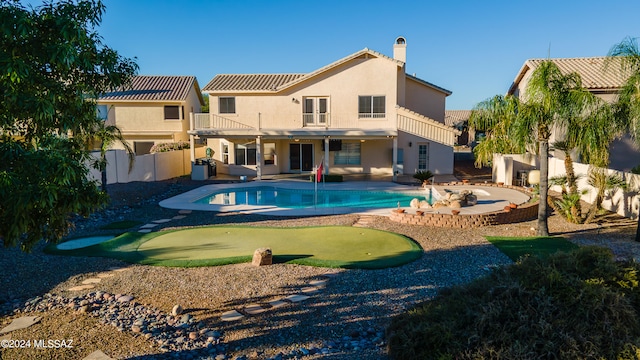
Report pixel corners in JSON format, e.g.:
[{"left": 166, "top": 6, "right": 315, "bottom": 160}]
[
  {"left": 192, "top": 112, "right": 395, "bottom": 131},
  {"left": 396, "top": 107, "right": 458, "bottom": 146},
  {"left": 192, "top": 113, "right": 254, "bottom": 130},
  {"left": 194, "top": 113, "right": 210, "bottom": 129},
  {"left": 358, "top": 113, "right": 386, "bottom": 119}
]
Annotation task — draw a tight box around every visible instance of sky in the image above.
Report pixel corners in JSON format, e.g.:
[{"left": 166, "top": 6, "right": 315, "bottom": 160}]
[{"left": 56, "top": 1, "right": 640, "bottom": 109}]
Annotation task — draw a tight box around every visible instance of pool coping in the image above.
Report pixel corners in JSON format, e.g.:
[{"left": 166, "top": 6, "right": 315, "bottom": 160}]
[{"left": 159, "top": 180, "right": 531, "bottom": 217}]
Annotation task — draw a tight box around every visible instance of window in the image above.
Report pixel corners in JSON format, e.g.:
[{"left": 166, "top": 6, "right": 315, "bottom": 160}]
[
  {"left": 418, "top": 144, "right": 429, "bottom": 171},
  {"left": 219, "top": 97, "right": 236, "bottom": 114},
  {"left": 96, "top": 105, "right": 108, "bottom": 120},
  {"left": 302, "top": 97, "right": 328, "bottom": 126},
  {"left": 235, "top": 143, "right": 256, "bottom": 165},
  {"left": 334, "top": 142, "right": 361, "bottom": 165},
  {"left": 264, "top": 143, "right": 276, "bottom": 165},
  {"left": 164, "top": 105, "right": 180, "bottom": 120},
  {"left": 134, "top": 141, "right": 154, "bottom": 156},
  {"left": 358, "top": 95, "right": 385, "bottom": 118}
]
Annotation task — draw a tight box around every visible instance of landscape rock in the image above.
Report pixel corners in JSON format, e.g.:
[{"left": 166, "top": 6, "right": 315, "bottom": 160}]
[
  {"left": 172, "top": 304, "right": 183, "bottom": 316},
  {"left": 252, "top": 247, "right": 272, "bottom": 266}
]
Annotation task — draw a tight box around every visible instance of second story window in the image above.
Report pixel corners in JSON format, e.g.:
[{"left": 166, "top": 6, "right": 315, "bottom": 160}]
[
  {"left": 96, "top": 104, "right": 108, "bottom": 120},
  {"left": 164, "top": 105, "right": 181, "bottom": 120},
  {"left": 358, "top": 95, "right": 385, "bottom": 118},
  {"left": 219, "top": 97, "right": 236, "bottom": 114}
]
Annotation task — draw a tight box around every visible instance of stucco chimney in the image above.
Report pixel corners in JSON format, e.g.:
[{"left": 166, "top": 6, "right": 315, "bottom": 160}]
[{"left": 393, "top": 36, "right": 406, "bottom": 63}]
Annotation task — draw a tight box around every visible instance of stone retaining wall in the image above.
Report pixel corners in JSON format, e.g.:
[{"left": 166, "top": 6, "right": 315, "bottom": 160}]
[{"left": 389, "top": 184, "right": 539, "bottom": 228}]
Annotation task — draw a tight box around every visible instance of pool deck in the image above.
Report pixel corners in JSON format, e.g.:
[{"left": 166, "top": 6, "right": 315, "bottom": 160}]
[{"left": 159, "top": 179, "right": 531, "bottom": 217}]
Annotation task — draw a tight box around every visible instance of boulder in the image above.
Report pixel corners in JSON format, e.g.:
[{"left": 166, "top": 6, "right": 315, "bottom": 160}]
[
  {"left": 419, "top": 200, "right": 431, "bottom": 209},
  {"left": 252, "top": 247, "right": 272, "bottom": 266},
  {"left": 410, "top": 198, "right": 420, "bottom": 209}
]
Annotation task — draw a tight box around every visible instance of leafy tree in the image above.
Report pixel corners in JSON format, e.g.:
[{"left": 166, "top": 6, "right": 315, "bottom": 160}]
[
  {"left": 607, "top": 37, "right": 640, "bottom": 241},
  {"left": 0, "top": 0, "right": 137, "bottom": 250}
]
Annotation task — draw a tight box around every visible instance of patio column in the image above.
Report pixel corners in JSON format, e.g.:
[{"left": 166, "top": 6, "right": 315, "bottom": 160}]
[
  {"left": 189, "top": 112, "right": 195, "bottom": 163},
  {"left": 324, "top": 137, "right": 330, "bottom": 175},
  {"left": 256, "top": 136, "right": 262, "bottom": 180},
  {"left": 392, "top": 137, "right": 398, "bottom": 182}
]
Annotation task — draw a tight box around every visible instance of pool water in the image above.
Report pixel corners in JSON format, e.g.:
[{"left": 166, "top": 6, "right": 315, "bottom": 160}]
[{"left": 194, "top": 186, "right": 430, "bottom": 209}]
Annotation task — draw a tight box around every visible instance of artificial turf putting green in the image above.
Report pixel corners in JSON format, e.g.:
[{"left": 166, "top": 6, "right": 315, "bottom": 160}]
[
  {"left": 47, "top": 226, "right": 422, "bottom": 269},
  {"left": 486, "top": 236, "right": 579, "bottom": 261}
]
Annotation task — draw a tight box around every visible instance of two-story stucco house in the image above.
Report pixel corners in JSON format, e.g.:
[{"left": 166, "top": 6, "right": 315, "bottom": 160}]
[
  {"left": 99, "top": 75, "right": 204, "bottom": 155},
  {"left": 507, "top": 57, "right": 640, "bottom": 171},
  {"left": 189, "top": 37, "right": 458, "bottom": 181}
]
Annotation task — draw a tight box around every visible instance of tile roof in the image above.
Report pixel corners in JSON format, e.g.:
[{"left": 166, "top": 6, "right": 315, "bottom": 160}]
[
  {"left": 202, "top": 48, "right": 410, "bottom": 93},
  {"left": 406, "top": 74, "right": 452, "bottom": 96},
  {"left": 100, "top": 75, "right": 199, "bottom": 102},
  {"left": 509, "top": 57, "right": 631, "bottom": 94},
  {"left": 202, "top": 74, "right": 305, "bottom": 92},
  {"left": 444, "top": 110, "right": 472, "bottom": 127}
]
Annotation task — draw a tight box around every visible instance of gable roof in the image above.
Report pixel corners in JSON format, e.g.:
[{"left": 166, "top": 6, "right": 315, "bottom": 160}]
[
  {"left": 508, "top": 57, "right": 631, "bottom": 95},
  {"left": 100, "top": 75, "right": 203, "bottom": 103},
  {"left": 203, "top": 48, "right": 405, "bottom": 93},
  {"left": 444, "top": 110, "right": 472, "bottom": 127}
]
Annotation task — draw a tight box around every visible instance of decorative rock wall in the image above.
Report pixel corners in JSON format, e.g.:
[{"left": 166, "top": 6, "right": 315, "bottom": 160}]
[{"left": 390, "top": 184, "right": 538, "bottom": 229}]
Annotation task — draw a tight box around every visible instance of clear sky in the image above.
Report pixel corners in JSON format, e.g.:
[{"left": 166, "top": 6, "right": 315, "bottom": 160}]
[{"left": 88, "top": 1, "right": 640, "bottom": 109}]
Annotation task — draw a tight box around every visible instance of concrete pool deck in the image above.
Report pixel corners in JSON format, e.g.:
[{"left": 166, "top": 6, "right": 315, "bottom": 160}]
[{"left": 159, "top": 180, "right": 531, "bottom": 217}]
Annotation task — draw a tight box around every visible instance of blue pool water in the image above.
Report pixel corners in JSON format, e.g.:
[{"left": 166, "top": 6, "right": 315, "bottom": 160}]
[{"left": 194, "top": 186, "right": 430, "bottom": 209}]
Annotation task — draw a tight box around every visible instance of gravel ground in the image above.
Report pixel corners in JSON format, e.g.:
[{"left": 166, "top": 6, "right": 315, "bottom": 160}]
[{"left": 1, "top": 172, "right": 638, "bottom": 360}]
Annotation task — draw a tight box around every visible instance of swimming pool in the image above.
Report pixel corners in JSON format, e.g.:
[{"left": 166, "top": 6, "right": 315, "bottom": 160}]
[{"left": 194, "top": 186, "right": 430, "bottom": 209}]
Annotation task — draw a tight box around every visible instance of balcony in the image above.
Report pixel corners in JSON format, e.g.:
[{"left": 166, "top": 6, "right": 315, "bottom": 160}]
[{"left": 192, "top": 112, "right": 392, "bottom": 131}]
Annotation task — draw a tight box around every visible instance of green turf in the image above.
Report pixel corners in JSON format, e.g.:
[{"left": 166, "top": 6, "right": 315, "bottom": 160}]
[
  {"left": 47, "top": 226, "right": 422, "bottom": 269},
  {"left": 99, "top": 220, "right": 143, "bottom": 230},
  {"left": 486, "top": 236, "right": 579, "bottom": 261}
]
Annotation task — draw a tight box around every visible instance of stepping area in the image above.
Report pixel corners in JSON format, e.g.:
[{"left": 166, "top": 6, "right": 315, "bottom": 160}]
[{"left": 221, "top": 272, "right": 338, "bottom": 322}]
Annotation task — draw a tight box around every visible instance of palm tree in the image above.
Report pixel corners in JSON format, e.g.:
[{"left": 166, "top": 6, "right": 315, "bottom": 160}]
[
  {"left": 468, "top": 95, "right": 524, "bottom": 168},
  {"left": 607, "top": 36, "right": 640, "bottom": 241},
  {"left": 585, "top": 167, "right": 625, "bottom": 224},
  {"left": 88, "top": 120, "right": 135, "bottom": 192},
  {"left": 512, "top": 61, "right": 596, "bottom": 236}
]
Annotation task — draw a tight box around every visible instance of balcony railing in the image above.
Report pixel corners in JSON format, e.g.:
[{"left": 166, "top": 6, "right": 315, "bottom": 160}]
[
  {"left": 358, "top": 113, "right": 386, "bottom": 119},
  {"left": 192, "top": 109, "right": 459, "bottom": 146},
  {"left": 192, "top": 112, "right": 393, "bottom": 131}
]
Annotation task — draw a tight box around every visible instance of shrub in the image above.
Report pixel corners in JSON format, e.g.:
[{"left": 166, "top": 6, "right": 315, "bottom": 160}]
[
  {"left": 309, "top": 174, "right": 343, "bottom": 182},
  {"left": 149, "top": 141, "right": 190, "bottom": 154},
  {"left": 387, "top": 247, "right": 640, "bottom": 359},
  {"left": 632, "top": 165, "right": 640, "bottom": 175},
  {"left": 413, "top": 170, "right": 434, "bottom": 184}
]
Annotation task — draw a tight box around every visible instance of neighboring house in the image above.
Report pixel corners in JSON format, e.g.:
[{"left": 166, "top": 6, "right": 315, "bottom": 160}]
[
  {"left": 507, "top": 57, "right": 639, "bottom": 171},
  {"left": 99, "top": 75, "right": 204, "bottom": 155},
  {"left": 190, "top": 37, "right": 458, "bottom": 180},
  {"left": 445, "top": 110, "right": 474, "bottom": 146}
]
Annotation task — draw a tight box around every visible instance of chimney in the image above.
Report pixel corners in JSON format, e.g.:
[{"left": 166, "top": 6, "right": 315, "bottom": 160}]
[{"left": 393, "top": 36, "right": 406, "bottom": 63}]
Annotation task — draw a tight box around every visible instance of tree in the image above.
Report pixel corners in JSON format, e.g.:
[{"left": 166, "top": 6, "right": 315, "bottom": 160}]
[
  {"left": 83, "top": 120, "right": 135, "bottom": 192},
  {"left": 470, "top": 62, "right": 604, "bottom": 236},
  {"left": 0, "top": 0, "right": 137, "bottom": 251},
  {"left": 468, "top": 95, "right": 524, "bottom": 168},
  {"left": 513, "top": 61, "right": 604, "bottom": 236},
  {"left": 607, "top": 36, "right": 640, "bottom": 241}
]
